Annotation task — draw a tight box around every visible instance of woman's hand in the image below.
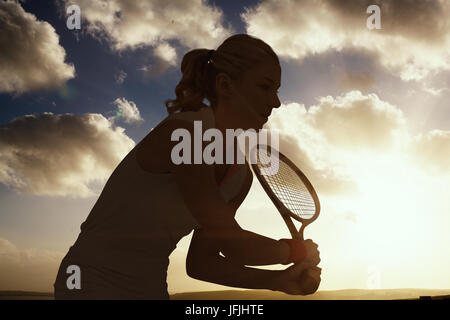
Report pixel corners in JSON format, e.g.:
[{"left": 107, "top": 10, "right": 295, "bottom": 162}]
[
  {"left": 298, "top": 266, "right": 321, "bottom": 295},
  {"left": 293, "top": 240, "right": 321, "bottom": 295},
  {"left": 303, "top": 239, "right": 320, "bottom": 266},
  {"left": 272, "top": 251, "right": 321, "bottom": 295}
]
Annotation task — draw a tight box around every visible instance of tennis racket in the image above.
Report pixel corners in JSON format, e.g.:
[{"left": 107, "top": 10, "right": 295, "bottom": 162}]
[
  {"left": 250, "top": 144, "right": 321, "bottom": 294},
  {"left": 250, "top": 145, "right": 320, "bottom": 242}
]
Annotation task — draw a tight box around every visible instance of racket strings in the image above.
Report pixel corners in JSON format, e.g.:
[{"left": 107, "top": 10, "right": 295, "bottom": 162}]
[
  {"left": 256, "top": 150, "right": 316, "bottom": 219},
  {"left": 273, "top": 162, "right": 315, "bottom": 217}
]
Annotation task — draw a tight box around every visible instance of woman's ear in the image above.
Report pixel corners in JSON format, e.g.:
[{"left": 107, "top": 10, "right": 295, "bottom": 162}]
[{"left": 215, "top": 72, "right": 234, "bottom": 101}]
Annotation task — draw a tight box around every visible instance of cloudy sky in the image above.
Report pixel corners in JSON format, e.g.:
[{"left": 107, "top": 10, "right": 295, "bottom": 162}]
[{"left": 0, "top": 0, "right": 449, "bottom": 294}]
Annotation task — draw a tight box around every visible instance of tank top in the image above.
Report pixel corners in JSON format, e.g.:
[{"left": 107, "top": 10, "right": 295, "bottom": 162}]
[{"left": 53, "top": 107, "right": 248, "bottom": 299}]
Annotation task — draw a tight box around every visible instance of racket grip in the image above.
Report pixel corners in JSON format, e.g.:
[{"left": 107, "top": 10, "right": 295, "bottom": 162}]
[{"left": 279, "top": 239, "right": 307, "bottom": 264}]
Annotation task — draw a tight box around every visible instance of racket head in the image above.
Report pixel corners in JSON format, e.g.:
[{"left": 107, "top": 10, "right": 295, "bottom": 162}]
[{"left": 250, "top": 145, "right": 321, "bottom": 226}]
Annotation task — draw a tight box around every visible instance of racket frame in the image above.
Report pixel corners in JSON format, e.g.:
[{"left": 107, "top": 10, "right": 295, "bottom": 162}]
[{"left": 251, "top": 148, "right": 320, "bottom": 241}]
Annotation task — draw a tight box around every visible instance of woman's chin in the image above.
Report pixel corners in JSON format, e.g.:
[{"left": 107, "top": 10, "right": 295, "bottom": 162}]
[
  {"left": 257, "top": 118, "right": 268, "bottom": 130},
  {"left": 245, "top": 122, "right": 263, "bottom": 131},
  {"left": 234, "top": 117, "right": 265, "bottom": 131}
]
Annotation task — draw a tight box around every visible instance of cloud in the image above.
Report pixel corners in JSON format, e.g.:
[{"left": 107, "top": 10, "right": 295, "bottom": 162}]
[
  {"left": 65, "top": 0, "right": 232, "bottom": 64},
  {"left": 0, "top": 1, "right": 75, "bottom": 94},
  {"left": 0, "top": 237, "right": 63, "bottom": 292},
  {"left": 276, "top": 132, "right": 358, "bottom": 196},
  {"left": 114, "top": 70, "right": 127, "bottom": 84},
  {"left": 109, "top": 98, "right": 144, "bottom": 125},
  {"left": 338, "top": 70, "right": 375, "bottom": 91},
  {"left": 267, "top": 102, "right": 355, "bottom": 196},
  {"left": 266, "top": 91, "right": 411, "bottom": 195},
  {"left": 422, "top": 85, "right": 449, "bottom": 97},
  {"left": 307, "top": 91, "right": 407, "bottom": 151},
  {"left": 154, "top": 42, "right": 177, "bottom": 65},
  {"left": 0, "top": 112, "right": 135, "bottom": 198},
  {"left": 267, "top": 89, "right": 450, "bottom": 199},
  {"left": 242, "top": 0, "right": 450, "bottom": 81},
  {"left": 410, "top": 130, "right": 450, "bottom": 174},
  {"left": 269, "top": 91, "right": 409, "bottom": 154},
  {"left": 139, "top": 42, "right": 179, "bottom": 76}
]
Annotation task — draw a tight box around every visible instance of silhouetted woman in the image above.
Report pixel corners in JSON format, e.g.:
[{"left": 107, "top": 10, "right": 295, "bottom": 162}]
[{"left": 54, "top": 34, "right": 321, "bottom": 299}]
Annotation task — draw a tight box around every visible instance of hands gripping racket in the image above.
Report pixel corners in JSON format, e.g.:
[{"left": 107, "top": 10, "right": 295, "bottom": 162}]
[
  {"left": 250, "top": 145, "right": 321, "bottom": 294},
  {"left": 250, "top": 145, "right": 320, "bottom": 242}
]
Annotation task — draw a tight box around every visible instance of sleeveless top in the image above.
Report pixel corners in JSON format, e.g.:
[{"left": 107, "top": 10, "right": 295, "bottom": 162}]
[{"left": 53, "top": 107, "right": 248, "bottom": 299}]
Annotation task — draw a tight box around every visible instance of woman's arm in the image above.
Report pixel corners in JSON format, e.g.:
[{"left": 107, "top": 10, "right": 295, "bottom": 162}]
[
  {"left": 188, "top": 253, "right": 283, "bottom": 291},
  {"left": 186, "top": 228, "right": 281, "bottom": 291},
  {"left": 207, "top": 225, "right": 291, "bottom": 266},
  {"left": 141, "top": 118, "right": 291, "bottom": 265},
  {"left": 173, "top": 149, "right": 291, "bottom": 265},
  {"left": 186, "top": 228, "right": 320, "bottom": 294}
]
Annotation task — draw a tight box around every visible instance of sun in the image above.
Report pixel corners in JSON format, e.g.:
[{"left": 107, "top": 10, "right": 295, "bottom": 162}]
[{"left": 338, "top": 152, "right": 431, "bottom": 264}]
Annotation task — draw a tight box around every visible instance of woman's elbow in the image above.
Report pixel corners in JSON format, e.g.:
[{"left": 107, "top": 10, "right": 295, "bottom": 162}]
[
  {"left": 186, "top": 252, "right": 224, "bottom": 280},
  {"left": 185, "top": 253, "right": 215, "bottom": 280},
  {"left": 186, "top": 260, "right": 202, "bottom": 280}
]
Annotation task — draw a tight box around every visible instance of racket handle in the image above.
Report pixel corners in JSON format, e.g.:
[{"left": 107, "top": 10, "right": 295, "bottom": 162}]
[
  {"left": 281, "top": 212, "right": 301, "bottom": 240},
  {"left": 298, "top": 224, "right": 306, "bottom": 241}
]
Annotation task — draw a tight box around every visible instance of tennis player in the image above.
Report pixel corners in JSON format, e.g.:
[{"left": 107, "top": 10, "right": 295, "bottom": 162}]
[{"left": 54, "top": 34, "right": 321, "bottom": 299}]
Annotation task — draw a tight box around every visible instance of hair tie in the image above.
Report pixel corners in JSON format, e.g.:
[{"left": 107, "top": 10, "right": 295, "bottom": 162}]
[{"left": 206, "top": 49, "right": 215, "bottom": 64}]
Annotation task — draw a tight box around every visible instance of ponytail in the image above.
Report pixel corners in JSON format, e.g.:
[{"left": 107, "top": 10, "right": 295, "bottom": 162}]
[{"left": 165, "top": 49, "right": 217, "bottom": 114}]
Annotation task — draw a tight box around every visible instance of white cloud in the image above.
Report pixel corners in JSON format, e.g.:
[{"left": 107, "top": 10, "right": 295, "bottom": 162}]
[
  {"left": 139, "top": 42, "right": 179, "bottom": 76},
  {"left": 154, "top": 42, "right": 177, "bottom": 65},
  {"left": 0, "top": 1, "right": 75, "bottom": 94},
  {"left": 270, "top": 91, "right": 409, "bottom": 154},
  {"left": 0, "top": 112, "right": 135, "bottom": 198},
  {"left": 65, "top": 0, "right": 232, "bottom": 65},
  {"left": 242, "top": 0, "right": 450, "bottom": 81},
  {"left": 307, "top": 91, "right": 408, "bottom": 151},
  {"left": 109, "top": 97, "right": 144, "bottom": 125}
]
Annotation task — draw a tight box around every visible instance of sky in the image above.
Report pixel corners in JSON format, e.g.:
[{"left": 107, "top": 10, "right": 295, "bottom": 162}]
[{"left": 0, "top": 0, "right": 449, "bottom": 294}]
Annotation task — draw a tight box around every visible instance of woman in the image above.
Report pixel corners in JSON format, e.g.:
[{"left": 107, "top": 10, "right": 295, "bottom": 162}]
[{"left": 54, "top": 34, "right": 321, "bottom": 299}]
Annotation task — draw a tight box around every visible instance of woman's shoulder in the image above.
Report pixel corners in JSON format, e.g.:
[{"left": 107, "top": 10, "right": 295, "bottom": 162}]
[
  {"left": 168, "top": 106, "right": 215, "bottom": 128},
  {"left": 135, "top": 107, "right": 215, "bottom": 173}
]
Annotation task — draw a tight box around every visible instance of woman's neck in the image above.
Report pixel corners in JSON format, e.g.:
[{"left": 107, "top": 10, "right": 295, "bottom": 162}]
[{"left": 212, "top": 105, "right": 243, "bottom": 165}]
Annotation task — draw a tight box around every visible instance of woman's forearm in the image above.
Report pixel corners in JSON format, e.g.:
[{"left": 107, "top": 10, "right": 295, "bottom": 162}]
[
  {"left": 220, "top": 228, "right": 290, "bottom": 266},
  {"left": 187, "top": 254, "right": 282, "bottom": 291}
]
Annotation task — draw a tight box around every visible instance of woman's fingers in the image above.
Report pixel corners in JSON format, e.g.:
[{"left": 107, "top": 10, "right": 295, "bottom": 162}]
[{"left": 302, "top": 239, "right": 321, "bottom": 266}]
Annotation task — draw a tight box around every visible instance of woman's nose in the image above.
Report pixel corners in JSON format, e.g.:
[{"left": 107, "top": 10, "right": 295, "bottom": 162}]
[{"left": 272, "top": 95, "right": 281, "bottom": 109}]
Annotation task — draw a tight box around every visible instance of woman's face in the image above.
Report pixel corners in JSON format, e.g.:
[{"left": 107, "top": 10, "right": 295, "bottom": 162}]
[{"left": 219, "top": 57, "right": 282, "bottom": 130}]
